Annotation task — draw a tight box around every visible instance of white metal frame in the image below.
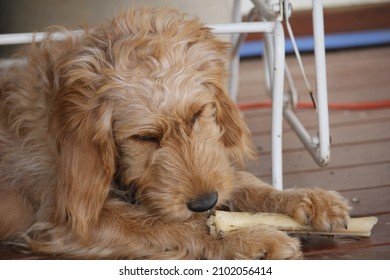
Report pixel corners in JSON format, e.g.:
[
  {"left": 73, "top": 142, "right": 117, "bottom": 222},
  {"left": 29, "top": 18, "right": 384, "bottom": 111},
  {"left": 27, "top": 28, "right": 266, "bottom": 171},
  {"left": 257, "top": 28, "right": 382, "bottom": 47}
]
[
  {"left": 0, "top": 0, "right": 330, "bottom": 190},
  {"left": 223, "top": 0, "right": 330, "bottom": 190}
]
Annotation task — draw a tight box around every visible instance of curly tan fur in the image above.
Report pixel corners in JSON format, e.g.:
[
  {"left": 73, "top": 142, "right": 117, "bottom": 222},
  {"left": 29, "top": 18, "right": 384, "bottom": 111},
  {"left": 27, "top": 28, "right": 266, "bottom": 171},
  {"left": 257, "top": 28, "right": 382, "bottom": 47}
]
[{"left": 0, "top": 7, "right": 349, "bottom": 259}]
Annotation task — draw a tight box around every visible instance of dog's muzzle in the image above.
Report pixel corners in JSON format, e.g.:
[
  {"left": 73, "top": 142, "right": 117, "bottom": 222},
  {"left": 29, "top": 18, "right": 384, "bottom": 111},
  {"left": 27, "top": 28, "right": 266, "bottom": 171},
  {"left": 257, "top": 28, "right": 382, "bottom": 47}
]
[{"left": 187, "top": 191, "right": 218, "bottom": 212}]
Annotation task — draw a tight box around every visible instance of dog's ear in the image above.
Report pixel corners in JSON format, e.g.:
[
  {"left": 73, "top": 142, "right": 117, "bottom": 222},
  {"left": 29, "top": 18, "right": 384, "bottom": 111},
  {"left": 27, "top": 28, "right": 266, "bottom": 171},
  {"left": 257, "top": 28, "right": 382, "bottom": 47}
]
[
  {"left": 213, "top": 85, "right": 257, "bottom": 166},
  {"left": 188, "top": 31, "right": 257, "bottom": 166},
  {"left": 50, "top": 48, "right": 116, "bottom": 239}
]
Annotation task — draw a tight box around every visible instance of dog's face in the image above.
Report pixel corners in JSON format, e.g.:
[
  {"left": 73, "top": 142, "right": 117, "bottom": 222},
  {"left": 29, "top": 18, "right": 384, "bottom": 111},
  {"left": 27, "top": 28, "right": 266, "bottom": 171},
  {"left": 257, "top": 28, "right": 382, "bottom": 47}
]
[
  {"left": 113, "top": 80, "right": 236, "bottom": 221},
  {"left": 51, "top": 8, "right": 255, "bottom": 226}
]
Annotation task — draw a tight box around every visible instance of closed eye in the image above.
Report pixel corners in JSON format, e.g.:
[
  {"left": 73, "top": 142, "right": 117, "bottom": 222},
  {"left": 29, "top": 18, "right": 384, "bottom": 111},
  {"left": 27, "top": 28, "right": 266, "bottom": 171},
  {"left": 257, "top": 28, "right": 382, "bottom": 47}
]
[{"left": 130, "top": 134, "right": 160, "bottom": 144}]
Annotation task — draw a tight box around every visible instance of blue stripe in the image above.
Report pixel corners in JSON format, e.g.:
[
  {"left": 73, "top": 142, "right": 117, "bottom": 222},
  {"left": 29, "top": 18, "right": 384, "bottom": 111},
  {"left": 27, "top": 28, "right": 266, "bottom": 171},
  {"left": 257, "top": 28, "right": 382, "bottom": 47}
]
[{"left": 239, "top": 28, "right": 390, "bottom": 58}]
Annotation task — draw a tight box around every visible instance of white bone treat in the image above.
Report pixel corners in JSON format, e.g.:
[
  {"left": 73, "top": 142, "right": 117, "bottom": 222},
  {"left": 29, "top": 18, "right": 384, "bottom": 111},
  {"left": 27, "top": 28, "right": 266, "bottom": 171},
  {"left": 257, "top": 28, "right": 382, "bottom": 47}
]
[{"left": 207, "top": 211, "right": 378, "bottom": 239}]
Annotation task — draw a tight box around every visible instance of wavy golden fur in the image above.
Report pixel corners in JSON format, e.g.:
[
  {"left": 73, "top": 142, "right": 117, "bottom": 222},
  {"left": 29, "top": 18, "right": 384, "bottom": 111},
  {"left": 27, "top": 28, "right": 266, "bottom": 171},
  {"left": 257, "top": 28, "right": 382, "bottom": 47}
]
[{"left": 0, "top": 7, "right": 350, "bottom": 259}]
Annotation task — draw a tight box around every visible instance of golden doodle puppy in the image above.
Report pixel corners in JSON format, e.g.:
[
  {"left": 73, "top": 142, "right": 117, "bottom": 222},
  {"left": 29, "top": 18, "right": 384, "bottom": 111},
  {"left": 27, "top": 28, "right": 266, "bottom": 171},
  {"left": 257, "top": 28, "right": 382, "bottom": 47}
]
[{"left": 0, "top": 7, "right": 349, "bottom": 259}]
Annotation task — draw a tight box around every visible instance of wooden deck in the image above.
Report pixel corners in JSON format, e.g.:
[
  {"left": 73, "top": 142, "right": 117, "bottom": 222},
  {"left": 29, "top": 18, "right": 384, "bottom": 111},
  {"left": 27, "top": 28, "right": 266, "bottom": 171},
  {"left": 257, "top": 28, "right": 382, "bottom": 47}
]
[
  {"left": 0, "top": 46, "right": 389, "bottom": 260},
  {"left": 238, "top": 46, "right": 390, "bottom": 259}
]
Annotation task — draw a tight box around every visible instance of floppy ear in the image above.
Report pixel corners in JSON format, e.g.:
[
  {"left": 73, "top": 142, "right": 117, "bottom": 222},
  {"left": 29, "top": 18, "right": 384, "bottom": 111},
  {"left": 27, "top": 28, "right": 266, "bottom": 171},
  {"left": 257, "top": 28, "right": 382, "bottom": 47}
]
[
  {"left": 188, "top": 30, "right": 257, "bottom": 166},
  {"left": 213, "top": 85, "right": 257, "bottom": 166},
  {"left": 185, "top": 26, "right": 257, "bottom": 166},
  {"left": 50, "top": 47, "right": 116, "bottom": 240}
]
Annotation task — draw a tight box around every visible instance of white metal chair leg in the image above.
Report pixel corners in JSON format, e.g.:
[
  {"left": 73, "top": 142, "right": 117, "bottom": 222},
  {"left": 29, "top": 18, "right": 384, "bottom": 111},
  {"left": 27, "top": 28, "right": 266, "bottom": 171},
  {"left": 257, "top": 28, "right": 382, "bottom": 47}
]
[
  {"left": 283, "top": 0, "right": 330, "bottom": 167},
  {"left": 313, "top": 0, "right": 330, "bottom": 165},
  {"left": 271, "top": 21, "right": 285, "bottom": 190},
  {"left": 263, "top": 33, "right": 274, "bottom": 92},
  {"left": 229, "top": 0, "right": 242, "bottom": 102}
]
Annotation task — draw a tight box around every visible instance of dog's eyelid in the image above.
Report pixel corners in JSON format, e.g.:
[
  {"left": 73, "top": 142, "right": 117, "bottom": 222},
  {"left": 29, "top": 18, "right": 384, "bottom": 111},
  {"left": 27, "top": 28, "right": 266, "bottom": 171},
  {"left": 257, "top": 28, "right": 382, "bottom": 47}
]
[{"left": 130, "top": 134, "right": 160, "bottom": 144}]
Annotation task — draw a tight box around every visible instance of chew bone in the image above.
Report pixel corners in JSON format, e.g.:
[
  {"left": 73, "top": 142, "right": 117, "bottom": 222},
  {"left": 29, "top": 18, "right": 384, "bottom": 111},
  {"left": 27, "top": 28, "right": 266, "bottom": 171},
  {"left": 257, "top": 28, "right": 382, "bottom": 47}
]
[{"left": 206, "top": 211, "right": 378, "bottom": 238}]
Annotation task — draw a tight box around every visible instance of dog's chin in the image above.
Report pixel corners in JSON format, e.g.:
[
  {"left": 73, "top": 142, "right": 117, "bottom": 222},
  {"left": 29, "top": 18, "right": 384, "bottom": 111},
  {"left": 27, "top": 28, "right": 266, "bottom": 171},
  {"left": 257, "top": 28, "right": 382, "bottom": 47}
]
[
  {"left": 142, "top": 201, "right": 199, "bottom": 222},
  {"left": 165, "top": 210, "right": 209, "bottom": 223}
]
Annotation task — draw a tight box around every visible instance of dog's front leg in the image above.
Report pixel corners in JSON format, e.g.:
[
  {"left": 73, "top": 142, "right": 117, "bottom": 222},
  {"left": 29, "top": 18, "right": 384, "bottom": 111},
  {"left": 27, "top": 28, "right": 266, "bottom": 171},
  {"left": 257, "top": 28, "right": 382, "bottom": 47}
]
[
  {"left": 92, "top": 201, "right": 203, "bottom": 259},
  {"left": 230, "top": 171, "right": 350, "bottom": 232},
  {"left": 88, "top": 201, "right": 301, "bottom": 259}
]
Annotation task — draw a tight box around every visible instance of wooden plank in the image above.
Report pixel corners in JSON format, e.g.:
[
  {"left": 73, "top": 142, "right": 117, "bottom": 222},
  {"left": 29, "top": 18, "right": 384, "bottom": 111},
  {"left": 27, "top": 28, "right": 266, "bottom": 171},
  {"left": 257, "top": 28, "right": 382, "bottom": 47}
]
[
  {"left": 340, "top": 185, "right": 390, "bottom": 217},
  {"left": 256, "top": 162, "right": 390, "bottom": 190},
  {"left": 238, "top": 85, "right": 390, "bottom": 104},
  {"left": 289, "top": 49, "right": 390, "bottom": 78},
  {"left": 305, "top": 244, "right": 390, "bottom": 260},
  {"left": 242, "top": 47, "right": 390, "bottom": 259},
  {"left": 238, "top": 47, "right": 390, "bottom": 80},
  {"left": 302, "top": 213, "right": 390, "bottom": 260},
  {"left": 247, "top": 140, "right": 390, "bottom": 177},
  {"left": 237, "top": 47, "right": 390, "bottom": 104},
  {"left": 244, "top": 107, "right": 390, "bottom": 133},
  {"left": 249, "top": 119, "right": 390, "bottom": 154},
  {"left": 238, "top": 73, "right": 390, "bottom": 104}
]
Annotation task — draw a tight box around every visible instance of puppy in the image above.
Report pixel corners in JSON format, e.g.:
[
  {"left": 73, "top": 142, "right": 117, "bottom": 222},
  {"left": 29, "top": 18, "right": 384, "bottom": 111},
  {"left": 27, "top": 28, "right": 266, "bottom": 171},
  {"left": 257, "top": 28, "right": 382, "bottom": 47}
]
[{"left": 0, "top": 7, "right": 349, "bottom": 259}]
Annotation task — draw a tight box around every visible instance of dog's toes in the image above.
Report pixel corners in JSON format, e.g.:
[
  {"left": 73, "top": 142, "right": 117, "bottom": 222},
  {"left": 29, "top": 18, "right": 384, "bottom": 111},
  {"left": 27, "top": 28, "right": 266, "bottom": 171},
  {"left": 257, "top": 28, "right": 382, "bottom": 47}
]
[
  {"left": 250, "top": 228, "right": 303, "bottom": 260},
  {"left": 263, "top": 234, "right": 303, "bottom": 260},
  {"left": 286, "top": 189, "right": 350, "bottom": 232},
  {"left": 224, "top": 226, "right": 303, "bottom": 260}
]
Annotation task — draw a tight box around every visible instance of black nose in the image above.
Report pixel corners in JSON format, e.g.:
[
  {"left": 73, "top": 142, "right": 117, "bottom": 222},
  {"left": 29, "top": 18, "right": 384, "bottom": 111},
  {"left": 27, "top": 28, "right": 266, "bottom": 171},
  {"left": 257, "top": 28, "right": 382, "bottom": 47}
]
[{"left": 187, "top": 192, "right": 218, "bottom": 212}]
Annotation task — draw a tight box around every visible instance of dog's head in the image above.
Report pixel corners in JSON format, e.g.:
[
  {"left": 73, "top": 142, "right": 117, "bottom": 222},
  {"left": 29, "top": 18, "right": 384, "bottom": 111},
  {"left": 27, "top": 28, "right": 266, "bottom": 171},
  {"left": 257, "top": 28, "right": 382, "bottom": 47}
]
[{"left": 50, "top": 8, "right": 255, "bottom": 233}]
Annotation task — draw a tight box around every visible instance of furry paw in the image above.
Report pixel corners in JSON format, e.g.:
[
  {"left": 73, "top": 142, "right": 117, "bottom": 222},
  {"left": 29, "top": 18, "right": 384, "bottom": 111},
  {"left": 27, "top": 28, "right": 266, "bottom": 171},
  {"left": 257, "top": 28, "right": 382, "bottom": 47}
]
[
  {"left": 283, "top": 189, "right": 350, "bottom": 232},
  {"left": 224, "top": 226, "right": 303, "bottom": 260}
]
